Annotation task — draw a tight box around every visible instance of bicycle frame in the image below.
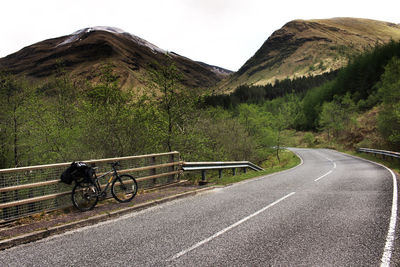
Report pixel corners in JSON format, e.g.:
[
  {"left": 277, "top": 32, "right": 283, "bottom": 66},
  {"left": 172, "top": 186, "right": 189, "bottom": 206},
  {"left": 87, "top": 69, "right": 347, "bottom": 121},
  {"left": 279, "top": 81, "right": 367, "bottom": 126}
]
[
  {"left": 71, "top": 161, "right": 137, "bottom": 211},
  {"left": 92, "top": 166, "right": 120, "bottom": 196}
]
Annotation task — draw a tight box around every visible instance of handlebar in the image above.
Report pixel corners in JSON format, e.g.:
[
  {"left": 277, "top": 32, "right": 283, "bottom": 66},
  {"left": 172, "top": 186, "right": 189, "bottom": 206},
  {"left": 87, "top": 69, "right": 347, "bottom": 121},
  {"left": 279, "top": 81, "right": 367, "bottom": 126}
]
[{"left": 110, "top": 161, "right": 120, "bottom": 168}]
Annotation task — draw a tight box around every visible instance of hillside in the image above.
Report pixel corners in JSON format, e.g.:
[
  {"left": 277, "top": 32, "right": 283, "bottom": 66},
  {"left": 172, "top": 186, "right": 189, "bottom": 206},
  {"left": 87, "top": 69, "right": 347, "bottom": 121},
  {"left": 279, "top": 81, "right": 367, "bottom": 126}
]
[
  {"left": 222, "top": 17, "right": 400, "bottom": 90},
  {"left": 0, "top": 27, "right": 232, "bottom": 91}
]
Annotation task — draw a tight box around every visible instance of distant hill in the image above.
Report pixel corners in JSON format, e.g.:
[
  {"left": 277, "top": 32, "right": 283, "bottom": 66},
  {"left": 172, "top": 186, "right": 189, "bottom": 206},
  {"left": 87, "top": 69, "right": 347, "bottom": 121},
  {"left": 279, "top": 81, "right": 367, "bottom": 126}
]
[
  {"left": 0, "top": 26, "right": 232, "bottom": 91},
  {"left": 222, "top": 18, "right": 400, "bottom": 90}
]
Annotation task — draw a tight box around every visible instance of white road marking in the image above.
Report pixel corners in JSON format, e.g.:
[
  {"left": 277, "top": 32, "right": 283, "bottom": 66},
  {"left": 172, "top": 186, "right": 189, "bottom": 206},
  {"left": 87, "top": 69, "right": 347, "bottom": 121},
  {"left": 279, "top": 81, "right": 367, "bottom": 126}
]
[
  {"left": 314, "top": 153, "right": 336, "bottom": 182},
  {"left": 334, "top": 151, "right": 398, "bottom": 267},
  {"left": 314, "top": 170, "right": 333, "bottom": 182},
  {"left": 167, "top": 192, "right": 296, "bottom": 262},
  {"left": 380, "top": 166, "right": 398, "bottom": 267}
]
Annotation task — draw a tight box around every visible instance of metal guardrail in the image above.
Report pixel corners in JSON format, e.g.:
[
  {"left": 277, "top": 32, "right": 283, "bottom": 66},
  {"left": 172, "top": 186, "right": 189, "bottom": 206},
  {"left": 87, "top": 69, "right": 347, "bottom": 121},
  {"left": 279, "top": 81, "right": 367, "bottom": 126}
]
[
  {"left": 358, "top": 148, "right": 400, "bottom": 159},
  {"left": 0, "top": 154, "right": 263, "bottom": 221},
  {"left": 0, "top": 151, "right": 181, "bottom": 222},
  {"left": 182, "top": 161, "right": 264, "bottom": 182}
]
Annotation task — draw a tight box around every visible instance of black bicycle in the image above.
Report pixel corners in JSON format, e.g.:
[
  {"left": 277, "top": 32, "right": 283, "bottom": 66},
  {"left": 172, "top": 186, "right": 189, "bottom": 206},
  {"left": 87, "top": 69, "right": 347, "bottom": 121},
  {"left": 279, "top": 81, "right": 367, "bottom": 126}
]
[{"left": 71, "top": 162, "right": 138, "bottom": 211}]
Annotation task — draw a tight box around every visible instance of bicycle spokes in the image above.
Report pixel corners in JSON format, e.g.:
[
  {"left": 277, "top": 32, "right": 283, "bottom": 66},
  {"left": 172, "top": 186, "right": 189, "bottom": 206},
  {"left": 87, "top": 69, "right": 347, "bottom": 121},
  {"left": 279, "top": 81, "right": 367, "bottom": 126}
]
[
  {"left": 72, "top": 183, "right": 99, "bottom": 211},
  {"left": 111, "top": 175, "right": 137, "bottom": 203}
]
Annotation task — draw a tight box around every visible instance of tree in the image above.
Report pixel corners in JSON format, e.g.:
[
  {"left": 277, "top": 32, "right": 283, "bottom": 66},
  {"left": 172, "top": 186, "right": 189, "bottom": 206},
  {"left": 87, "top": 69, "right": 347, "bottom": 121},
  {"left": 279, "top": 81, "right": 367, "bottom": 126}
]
[
  {"left": 269, "top": 94, "right": 299, "bottom": 162},
  {"left": 149, "top": 62, "right": 197, "bottom": 152},
  {"left": 319, "top": 101, "right": 342, "bottom": 142},
  {"left": 0, "top": 72, "right": 31, "bottom": 167},
  {"left": 237, "top": 104, "right": 274, "bottom": 157},
  {"left": 378, "top": 57, "right": 400, "bottom": 149},
  {"left": 318, "top": 93, "right": 357, "bottom": 143},
  {"left": 26, "top": 64, "right": 82, "bottom": 164},
  {"left": 81, "top": 63, "right": 134, "bottom": 158}
]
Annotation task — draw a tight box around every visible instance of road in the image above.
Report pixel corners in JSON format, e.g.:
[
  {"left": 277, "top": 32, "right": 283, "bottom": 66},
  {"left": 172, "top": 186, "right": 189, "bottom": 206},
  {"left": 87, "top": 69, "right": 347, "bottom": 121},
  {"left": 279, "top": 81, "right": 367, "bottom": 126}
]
[{"left": 0, "top": 148, "right": 398, "bottom": 266}]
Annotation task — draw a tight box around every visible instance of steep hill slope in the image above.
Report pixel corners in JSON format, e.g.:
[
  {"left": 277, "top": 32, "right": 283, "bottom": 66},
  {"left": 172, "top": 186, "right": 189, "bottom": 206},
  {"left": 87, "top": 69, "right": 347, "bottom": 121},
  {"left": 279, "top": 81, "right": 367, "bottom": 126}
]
[
  {"left": 223, "top": 18, "right": 400, "bottom": 90},
  {"left": 0, "top": 26, "right": 232, "bottom": 90}
]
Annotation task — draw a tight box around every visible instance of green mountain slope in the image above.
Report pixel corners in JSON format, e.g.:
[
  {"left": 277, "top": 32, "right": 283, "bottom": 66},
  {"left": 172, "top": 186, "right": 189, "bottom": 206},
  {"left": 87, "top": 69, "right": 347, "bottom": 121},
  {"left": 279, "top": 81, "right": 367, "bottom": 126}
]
[{"left": 222, "top": 17, "right": 400, "bottom": 90}]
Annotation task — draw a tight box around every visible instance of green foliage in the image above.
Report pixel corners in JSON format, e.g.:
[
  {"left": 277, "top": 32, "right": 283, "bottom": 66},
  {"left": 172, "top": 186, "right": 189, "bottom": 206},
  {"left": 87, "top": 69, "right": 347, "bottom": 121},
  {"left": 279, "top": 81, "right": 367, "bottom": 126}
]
[
  {"left": 148, "top": 61, "right": 199, "bottom": 153},
  {"left": 378, "top": 57, "right": 400, "bottom": 149},
  {"left": 301, "top": 80, "right": 336, "bottom": 129},
  {"left": 333, "top": 40, "right": 400, "bottom": 105},
  {"left": 0, "top": 72, "right": 31, "bottom": 167},
  {"left": 318, "top": 93, "right": 357, "bottom": 141},
  {"left": 0, "top": 62, "right": 280, "bottom": 168},
  {"left": 301, "top": 40, "right": 400, "bottom": 131},
  {"left": 303, "top": 132, "right": 315, "bottom": 147},
  {"left": 7, "top": 39, "right": 399, "bottom": 169},
  {"left": 203, "top": 70, "right": 338, "bottom": 108}
]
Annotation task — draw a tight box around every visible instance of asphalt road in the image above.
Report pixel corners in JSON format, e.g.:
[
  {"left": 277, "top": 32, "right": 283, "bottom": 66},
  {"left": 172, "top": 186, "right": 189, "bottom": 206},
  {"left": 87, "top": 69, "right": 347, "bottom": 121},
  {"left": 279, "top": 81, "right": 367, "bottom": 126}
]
[{"left": 0, "top": 148, "right": 398, "bottom": 266}]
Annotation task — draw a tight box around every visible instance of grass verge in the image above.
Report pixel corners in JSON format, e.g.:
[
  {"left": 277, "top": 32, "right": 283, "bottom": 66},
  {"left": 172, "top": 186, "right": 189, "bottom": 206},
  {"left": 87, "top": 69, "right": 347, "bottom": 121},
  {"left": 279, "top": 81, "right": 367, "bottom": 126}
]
[{"left": 206, "top": 150, "right": 301, "bottom": 186}]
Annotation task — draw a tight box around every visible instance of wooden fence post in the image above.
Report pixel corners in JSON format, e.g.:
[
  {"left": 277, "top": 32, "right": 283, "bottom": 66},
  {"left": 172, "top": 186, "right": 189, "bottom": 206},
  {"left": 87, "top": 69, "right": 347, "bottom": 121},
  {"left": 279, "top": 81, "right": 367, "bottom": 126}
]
[
  {"left": 151, "top": 156, "right": 157, "bottom": 186},
  {"left": 169, "top": 153, "right": 175, "bottom": 183}
]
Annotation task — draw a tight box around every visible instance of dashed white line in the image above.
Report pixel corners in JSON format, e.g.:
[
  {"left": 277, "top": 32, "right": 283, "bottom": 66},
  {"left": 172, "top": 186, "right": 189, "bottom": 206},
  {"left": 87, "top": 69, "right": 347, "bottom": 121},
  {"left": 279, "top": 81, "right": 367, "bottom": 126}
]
[
  {"left": 314, "top": 154, "right": 336, "bottom": 182},
  {"left": 314, "top": 170, "right": 333, "bottom": 182},
  {"left": 167, "top": 192, "right": 296, "bottom": 262}
]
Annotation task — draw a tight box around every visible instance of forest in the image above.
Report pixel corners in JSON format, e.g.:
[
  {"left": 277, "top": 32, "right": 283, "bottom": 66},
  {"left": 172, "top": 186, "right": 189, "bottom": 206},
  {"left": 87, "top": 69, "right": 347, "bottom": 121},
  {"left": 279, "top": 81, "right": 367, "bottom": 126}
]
[
  {"left": 203, "top": 70, "right": 338, "bottom": 107},
  {"left": 206, "top": 40, "right": 400, "bottom": 151},
  {"left": 0, "top": 62, "right": 288, "bottom": 169},
  {"left": 1, "top": 40, "right": 400, "bottom": 169}
]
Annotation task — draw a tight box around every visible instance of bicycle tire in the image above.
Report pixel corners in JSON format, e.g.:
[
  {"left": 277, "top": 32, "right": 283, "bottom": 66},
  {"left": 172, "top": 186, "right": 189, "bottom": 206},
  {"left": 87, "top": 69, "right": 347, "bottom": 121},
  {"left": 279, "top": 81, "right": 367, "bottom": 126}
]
[
  {"left": 71, "top": 182, "right": 99, "bottom": 211},
  {"left": 111, "top": 174, "right": 138, "bottom": 203}
]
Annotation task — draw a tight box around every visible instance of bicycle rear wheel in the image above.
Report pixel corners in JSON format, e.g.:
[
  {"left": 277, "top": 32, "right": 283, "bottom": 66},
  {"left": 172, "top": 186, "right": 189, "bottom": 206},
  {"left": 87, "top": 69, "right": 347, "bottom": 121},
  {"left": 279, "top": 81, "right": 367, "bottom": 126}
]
[
  {"left": 71, "top": 182, "right": 99, "bottom": 211},
  {"left": 111, "top": 174, "right": 138, "bottom": 203}
]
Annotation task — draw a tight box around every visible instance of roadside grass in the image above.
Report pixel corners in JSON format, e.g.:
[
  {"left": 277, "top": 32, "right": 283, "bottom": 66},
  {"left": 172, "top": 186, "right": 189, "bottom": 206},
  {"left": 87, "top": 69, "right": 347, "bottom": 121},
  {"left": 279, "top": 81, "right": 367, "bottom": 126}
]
[{"left": 205, "top": 150, "right": 301, "bottom": 186}]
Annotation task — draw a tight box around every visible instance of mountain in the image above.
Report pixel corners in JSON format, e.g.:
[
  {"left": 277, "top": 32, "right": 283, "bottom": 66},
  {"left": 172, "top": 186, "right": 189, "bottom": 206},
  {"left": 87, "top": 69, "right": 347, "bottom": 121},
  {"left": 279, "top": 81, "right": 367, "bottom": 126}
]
[
  {"left": 0, "top": 26, "right": 232, "bottom": 90},
  {"left": 222, "top": 17, "right": 400, "bottom": 90}
]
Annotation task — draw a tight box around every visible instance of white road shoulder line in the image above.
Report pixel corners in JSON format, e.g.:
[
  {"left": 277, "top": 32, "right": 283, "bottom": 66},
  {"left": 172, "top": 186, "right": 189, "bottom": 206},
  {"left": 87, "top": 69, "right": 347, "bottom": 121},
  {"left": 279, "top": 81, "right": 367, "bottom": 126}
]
[
  {"left": 380, "top": 167, "right": 398, "bottom": 267},
  {"left": 335, "top": 151, "right": 398, "bottom": 267},
  {"left": 167, "top": 192, "right": 296, "bottom": 262}
]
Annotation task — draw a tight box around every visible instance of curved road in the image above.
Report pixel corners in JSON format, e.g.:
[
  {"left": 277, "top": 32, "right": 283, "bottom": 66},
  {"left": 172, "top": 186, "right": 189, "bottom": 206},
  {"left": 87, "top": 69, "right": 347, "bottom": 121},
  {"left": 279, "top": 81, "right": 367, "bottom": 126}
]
[{"left": 0, "top": 148, "right": 398, "bottom": 266}]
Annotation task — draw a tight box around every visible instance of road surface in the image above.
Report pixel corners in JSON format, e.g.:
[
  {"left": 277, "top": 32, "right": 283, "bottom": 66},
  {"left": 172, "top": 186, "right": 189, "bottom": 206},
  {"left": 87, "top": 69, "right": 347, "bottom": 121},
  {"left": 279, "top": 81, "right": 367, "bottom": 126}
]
[{"left": 0, "top": 148, "right": 398, "bottom": 266}]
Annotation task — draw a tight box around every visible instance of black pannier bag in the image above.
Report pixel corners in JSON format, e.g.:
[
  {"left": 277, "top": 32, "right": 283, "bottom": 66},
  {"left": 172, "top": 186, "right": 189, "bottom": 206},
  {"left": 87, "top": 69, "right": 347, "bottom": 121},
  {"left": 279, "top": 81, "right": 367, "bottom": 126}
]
[{"left": 60, "top": 162, "right": 95, "bottom": 184}]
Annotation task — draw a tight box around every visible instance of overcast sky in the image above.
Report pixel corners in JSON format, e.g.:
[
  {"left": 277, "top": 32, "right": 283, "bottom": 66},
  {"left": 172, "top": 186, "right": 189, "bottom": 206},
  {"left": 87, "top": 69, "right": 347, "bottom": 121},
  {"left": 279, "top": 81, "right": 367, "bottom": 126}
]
[{"left": 1, "top": 0, "right": 400, "bottom": 71}]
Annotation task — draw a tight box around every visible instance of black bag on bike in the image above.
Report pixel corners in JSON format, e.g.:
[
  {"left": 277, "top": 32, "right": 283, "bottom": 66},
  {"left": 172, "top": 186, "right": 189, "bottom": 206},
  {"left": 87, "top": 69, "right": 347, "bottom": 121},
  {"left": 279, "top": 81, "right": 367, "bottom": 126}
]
[{"left": 60, "top": 162, "right": 94, "bottom": 184}]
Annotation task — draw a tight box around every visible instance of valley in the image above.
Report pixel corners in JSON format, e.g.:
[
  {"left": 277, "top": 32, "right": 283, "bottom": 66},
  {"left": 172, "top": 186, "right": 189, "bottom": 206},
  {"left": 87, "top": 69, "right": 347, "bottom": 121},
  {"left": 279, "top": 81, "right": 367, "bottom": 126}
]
[{"left": 1, "top": 17, "right": 400, "bottom": 169}]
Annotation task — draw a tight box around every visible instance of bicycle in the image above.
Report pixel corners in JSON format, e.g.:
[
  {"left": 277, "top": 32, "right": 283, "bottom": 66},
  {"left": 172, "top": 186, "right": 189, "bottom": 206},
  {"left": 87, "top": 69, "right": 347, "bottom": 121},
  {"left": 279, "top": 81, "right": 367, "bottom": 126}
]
[{"left": 71, "top": 161, "right": 138, "bottom": 211}]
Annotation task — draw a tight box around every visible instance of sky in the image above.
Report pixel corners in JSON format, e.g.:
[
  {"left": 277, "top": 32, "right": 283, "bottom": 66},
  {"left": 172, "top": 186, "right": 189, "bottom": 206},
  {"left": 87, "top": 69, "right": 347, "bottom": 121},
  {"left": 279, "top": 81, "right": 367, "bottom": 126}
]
[{"left": 1, "top": 0, "right": 400, "bottom": 71}]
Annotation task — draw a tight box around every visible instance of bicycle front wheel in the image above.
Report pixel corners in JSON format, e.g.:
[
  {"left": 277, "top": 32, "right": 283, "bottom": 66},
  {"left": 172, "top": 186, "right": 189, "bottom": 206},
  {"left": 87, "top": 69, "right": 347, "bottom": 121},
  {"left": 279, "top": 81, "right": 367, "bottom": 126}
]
[
  {"left": 111, "top": 174, "right": 138, "bottom": 203},
  {"left": 71, "top": 182, "right": 99, "bottom": 211}
]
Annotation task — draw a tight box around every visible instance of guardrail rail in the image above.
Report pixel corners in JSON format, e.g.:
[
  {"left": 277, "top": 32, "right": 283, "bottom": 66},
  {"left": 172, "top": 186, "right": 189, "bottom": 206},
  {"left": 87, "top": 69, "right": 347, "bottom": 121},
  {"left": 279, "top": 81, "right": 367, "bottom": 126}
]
[
  {"left": 182, "top": 161, "right": 264, "bottom": 183},
  {"left": 358, "top": 148, "right": 400, "bottom": 159},
  {"left": 0, "top": 151, "right": 181, "bottom": 222}
]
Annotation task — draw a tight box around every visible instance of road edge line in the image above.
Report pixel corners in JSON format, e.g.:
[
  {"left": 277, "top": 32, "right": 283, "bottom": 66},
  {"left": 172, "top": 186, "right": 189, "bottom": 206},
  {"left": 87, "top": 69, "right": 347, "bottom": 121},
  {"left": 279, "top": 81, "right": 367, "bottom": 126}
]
[{"left": 337, "top": 151, "right": 398, "bottom": 267}]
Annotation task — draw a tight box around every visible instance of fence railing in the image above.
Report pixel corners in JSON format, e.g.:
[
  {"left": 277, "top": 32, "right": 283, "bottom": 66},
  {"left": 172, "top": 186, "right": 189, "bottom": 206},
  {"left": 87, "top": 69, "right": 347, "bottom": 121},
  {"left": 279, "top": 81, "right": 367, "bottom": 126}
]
[
  {"left": 358, "top": 148, "right": 400, "bottom": 159},
  {"left": 0, "top": 151, "right": 181, "bottom": 222},
  {"left": 182, "top": 161, "right": 264, "bottom": 182}
]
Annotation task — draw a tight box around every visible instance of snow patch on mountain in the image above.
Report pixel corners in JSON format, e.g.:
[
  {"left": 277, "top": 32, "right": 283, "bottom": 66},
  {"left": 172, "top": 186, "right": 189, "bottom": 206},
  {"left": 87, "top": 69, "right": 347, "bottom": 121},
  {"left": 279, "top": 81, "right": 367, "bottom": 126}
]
[{"left": 57, "top": 26, "right": 166, "bottom": 54}]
